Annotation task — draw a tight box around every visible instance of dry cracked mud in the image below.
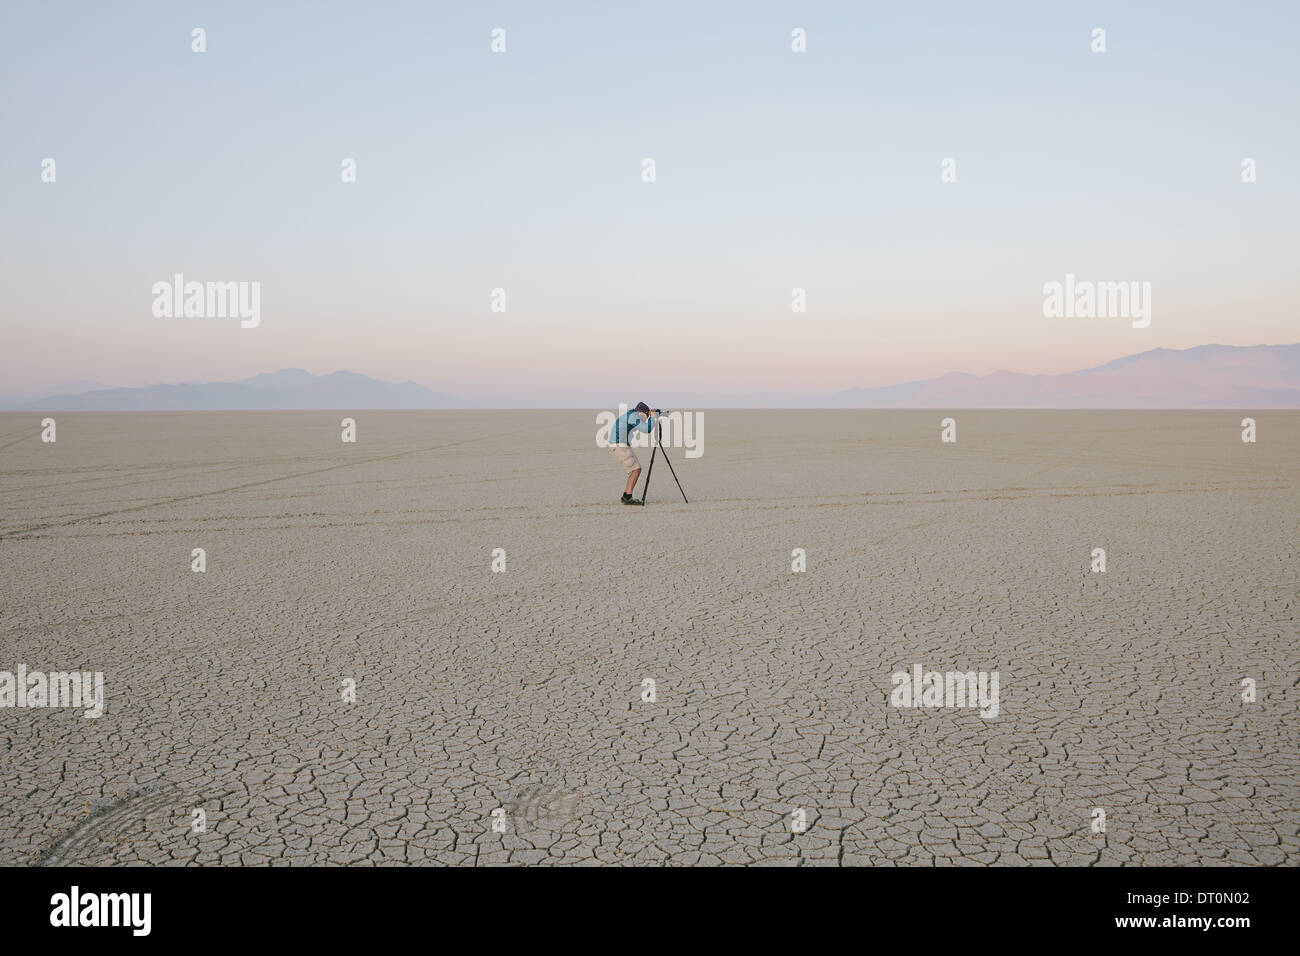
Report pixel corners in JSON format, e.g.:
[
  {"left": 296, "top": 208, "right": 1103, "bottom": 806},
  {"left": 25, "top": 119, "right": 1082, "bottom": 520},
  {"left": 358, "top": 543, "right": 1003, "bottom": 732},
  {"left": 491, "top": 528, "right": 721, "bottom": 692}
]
[{"left": 1, "top": 410, "right": 1296, "bottom": 866}]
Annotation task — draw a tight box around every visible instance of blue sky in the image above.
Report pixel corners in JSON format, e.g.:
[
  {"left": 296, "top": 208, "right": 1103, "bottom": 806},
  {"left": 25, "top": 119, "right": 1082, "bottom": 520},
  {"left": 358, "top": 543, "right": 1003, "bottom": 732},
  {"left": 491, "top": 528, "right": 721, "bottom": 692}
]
[{"left": 2, "top": 0, "right": 1297, "bottom": 405}]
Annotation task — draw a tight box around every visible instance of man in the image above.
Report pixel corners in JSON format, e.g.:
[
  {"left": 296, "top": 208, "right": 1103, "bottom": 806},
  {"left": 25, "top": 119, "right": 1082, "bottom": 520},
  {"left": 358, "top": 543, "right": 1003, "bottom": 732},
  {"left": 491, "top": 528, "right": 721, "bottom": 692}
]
[{"left": 608, "top": 402, "right": 658, "bottom": 505}]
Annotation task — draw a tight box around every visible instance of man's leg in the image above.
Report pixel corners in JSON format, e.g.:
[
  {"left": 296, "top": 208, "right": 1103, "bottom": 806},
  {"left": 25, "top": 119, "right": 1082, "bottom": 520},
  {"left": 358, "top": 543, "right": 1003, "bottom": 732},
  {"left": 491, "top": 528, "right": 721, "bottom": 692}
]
[{"left": 611, "top": 444, "right": 642, "bottom": 502}]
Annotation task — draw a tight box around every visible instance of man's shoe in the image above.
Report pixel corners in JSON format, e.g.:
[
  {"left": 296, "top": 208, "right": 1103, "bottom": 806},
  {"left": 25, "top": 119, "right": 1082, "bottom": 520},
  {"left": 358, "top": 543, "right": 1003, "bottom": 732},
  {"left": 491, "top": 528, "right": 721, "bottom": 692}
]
[{"left": 621, "top": 493, "right": 642, "bottom": 505}]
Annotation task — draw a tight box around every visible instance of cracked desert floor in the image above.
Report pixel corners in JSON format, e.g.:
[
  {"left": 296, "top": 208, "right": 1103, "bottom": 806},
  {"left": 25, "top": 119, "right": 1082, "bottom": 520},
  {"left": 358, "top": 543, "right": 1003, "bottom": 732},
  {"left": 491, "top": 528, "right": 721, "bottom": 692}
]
[{"left": 1, "top": 410, "right": 1296, "bottom": 866}]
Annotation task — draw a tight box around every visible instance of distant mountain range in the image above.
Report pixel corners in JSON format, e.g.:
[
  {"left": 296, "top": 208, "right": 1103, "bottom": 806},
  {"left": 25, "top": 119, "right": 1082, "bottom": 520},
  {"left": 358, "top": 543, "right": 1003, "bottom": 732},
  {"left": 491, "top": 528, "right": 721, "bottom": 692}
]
[
  {"left": 831, "top": 344, "right": 1300, "bottom": 408},
  {"left": 5, "top": 345, "right": 1298, "bottom": 409},
  {"left": 11, "top": 369, "right": 455, "bottom": 410}
]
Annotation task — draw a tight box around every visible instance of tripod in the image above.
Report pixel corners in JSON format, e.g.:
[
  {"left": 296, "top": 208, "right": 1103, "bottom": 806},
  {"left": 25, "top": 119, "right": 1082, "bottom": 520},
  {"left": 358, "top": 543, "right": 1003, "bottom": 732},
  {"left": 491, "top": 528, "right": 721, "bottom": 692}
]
[{"left": 641, "top": 415, "right": 688, "bottom": 505}]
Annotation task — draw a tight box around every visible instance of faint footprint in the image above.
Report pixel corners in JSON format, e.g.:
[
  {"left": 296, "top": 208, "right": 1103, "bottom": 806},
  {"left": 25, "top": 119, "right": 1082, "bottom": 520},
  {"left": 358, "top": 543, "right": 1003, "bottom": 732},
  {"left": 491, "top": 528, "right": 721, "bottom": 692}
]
[{"left": 506, "top": 784, "right": 587, "bottom": 832}]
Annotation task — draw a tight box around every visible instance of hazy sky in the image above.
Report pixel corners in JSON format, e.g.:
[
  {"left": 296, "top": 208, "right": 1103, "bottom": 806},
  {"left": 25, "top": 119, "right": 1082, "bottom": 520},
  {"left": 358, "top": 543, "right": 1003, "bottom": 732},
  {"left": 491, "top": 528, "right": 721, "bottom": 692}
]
[{"left": 2, "top": 0, "right": 1297, "bottom": 405}]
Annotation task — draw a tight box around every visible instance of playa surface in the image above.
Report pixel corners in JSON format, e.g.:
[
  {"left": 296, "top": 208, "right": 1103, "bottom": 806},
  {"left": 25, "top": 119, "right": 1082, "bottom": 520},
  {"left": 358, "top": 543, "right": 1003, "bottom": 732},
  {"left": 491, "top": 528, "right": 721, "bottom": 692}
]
[{"left": 1, "top": 410, "right": 1296, "bottom": 866}]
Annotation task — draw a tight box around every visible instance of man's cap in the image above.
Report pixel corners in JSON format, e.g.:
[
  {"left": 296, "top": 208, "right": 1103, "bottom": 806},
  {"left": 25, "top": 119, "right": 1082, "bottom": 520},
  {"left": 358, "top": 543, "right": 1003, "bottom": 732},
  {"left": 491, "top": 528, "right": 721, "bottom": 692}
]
[{"left": 634, "top": 402, "right": 650, "bottom": 414}]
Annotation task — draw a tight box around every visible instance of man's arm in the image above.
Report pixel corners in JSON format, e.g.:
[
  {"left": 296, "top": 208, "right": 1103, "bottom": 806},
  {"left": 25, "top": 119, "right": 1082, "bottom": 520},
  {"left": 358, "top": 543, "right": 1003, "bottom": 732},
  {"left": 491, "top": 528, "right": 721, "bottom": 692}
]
[{"left": 634, "top": 412, "right": 655, "bottom": 433}]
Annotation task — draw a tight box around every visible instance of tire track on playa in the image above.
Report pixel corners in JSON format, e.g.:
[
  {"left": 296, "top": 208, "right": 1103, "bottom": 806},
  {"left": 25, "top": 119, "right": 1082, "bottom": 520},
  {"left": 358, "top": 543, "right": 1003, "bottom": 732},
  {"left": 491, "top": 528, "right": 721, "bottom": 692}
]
[
  {"left": 0, "top": 434, "right": 36, "bottom": 454},
  {"left": 46, "top": 480, "right": 1293, "bottom": 540},
  {"left": 35, "top": 785, "right": 243, "bottom": 865},
  {"left": 35, "top": 787, "right": 184, "bottom": 865},
  {"left": 0, "top": 457, "right": 309, "bottom": 505},
  {"left": 0, "top": 424, "right": 554, "bottom": 540}
]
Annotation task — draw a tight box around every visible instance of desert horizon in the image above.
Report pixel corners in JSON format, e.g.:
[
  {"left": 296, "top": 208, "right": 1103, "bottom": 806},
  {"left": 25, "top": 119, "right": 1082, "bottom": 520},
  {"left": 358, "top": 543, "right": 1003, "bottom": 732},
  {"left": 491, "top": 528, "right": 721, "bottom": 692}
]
[{"left": 7, "top": 342, "right": 1300, "bottom": 411}]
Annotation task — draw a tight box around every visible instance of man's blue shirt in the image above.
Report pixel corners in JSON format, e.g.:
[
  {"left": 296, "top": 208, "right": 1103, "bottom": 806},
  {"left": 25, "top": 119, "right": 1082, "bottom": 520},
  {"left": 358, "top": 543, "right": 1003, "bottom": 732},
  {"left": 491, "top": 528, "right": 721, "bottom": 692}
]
[{"left": 610, "top": 409, "right": 653, "bottom": 444}]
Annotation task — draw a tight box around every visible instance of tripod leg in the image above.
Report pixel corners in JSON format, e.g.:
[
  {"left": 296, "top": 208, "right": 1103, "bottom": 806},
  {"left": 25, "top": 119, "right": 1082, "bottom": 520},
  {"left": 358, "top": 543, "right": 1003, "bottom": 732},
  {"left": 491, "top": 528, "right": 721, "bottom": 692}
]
[
  {"left": 657, "top": 445, "right": 689, "bottom": 503},
  {"left": 641, "top": 444, "right": 657, "bottom": 506}
]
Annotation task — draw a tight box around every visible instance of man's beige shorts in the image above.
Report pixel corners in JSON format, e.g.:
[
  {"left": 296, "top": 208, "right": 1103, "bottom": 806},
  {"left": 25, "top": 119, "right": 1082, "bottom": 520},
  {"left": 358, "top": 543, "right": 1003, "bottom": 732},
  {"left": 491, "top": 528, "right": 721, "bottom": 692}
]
[{"left": 610, "top": 443, "right": 640, "bottom": 473}]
